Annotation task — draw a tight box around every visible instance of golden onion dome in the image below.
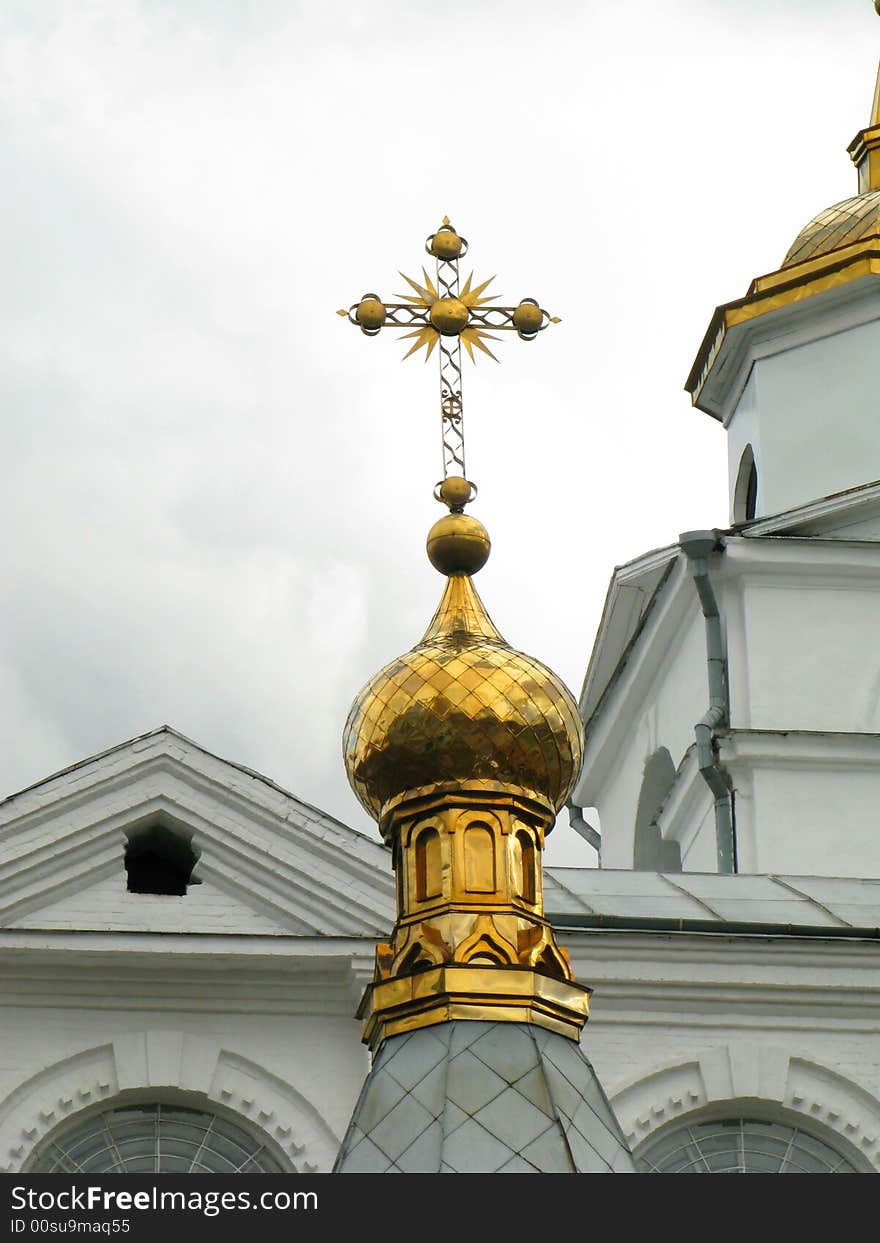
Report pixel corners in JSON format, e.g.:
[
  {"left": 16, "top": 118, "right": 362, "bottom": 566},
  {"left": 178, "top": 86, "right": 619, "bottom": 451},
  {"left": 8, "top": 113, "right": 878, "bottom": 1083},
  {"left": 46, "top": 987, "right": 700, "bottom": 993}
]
[
  {"left": 343, "top": 557, "right": 584, "bottom": 829},
  {"left": 782, "top": 189, "right": 880, "bottom": 269}
]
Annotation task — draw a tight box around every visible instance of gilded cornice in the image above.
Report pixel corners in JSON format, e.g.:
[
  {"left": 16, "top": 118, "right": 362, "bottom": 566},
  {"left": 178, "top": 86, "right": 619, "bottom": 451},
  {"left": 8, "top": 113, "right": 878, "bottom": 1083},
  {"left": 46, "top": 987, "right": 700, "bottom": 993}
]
[{"left": 686, "top": 243, "right": 880, "bottom": 415}]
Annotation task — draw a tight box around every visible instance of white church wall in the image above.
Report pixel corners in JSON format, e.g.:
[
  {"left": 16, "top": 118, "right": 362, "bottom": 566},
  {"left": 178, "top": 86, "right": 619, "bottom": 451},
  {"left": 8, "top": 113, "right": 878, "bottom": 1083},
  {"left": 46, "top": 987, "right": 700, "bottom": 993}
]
[
  {"left": 749, "top": 763, "right": 880, "bottom": 878},
  {"left": 734, "top": 577, "right": 880, "bottom": 733},
  {"left": 6, "top": 930, "right": 878, "bottom": 1174},
  {"left": 675, "top": 799, "right": 718, "bottom": 873},
  {"left": 564, "top": 931, "right": 880, "bottom": 1172},
  {"left": 726, "top": 317, "right": 880, "bottom": 520},
  {"left": 579, "top": 579, "right": 715, "bottom": 872},
  {"left": 726, "top": 368, "right": 760, "bottom": 523},
  {"left": 0, "top": 976, "right": 370, "bottom": 1173},
  {"left": 711, "top": 540, "right": 880, "bottom": 878},
  {"left": 10, "top": 870, "right": 298, "bottom": 935},
  {"left": 720, "top": 732, "right": 880, "bottom": 879},
  {"left": 581, "top": 535, "right": 880, "bottom": 879}
]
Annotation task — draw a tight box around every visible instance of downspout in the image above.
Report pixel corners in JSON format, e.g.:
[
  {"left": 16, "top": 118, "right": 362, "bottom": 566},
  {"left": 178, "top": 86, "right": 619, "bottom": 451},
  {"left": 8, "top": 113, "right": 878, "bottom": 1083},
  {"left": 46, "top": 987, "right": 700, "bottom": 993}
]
[
  {"left": 679, "top": 530, "right": 736, "bottom": 874},
  {"left": 565, "top": 798, "right": 601, "bottom": 857}
]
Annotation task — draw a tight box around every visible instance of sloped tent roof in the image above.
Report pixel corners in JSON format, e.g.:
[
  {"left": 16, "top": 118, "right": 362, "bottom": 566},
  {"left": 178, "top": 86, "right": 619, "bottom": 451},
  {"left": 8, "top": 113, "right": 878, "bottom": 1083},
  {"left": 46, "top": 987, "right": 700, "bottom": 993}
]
[{"left": 335, "top": 1021, "right": 636, "bottom": 1174}]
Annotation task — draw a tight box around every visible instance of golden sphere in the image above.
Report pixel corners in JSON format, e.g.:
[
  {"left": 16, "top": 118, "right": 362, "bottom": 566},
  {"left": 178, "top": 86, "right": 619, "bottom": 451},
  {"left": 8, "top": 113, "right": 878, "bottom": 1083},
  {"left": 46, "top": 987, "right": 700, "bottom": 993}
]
[
  {"left": 875, "top": 0, "right": 880, "bottom": 16},
  {"left": 513, "top": 300, "right": 543, "bottom": 337},
  {"left": 429, "top": 228, "right": 463, "bottom": 260},
  {"left": 429, "top": 297, "right": 469, "bottom": 336},
  {"left": 355, "top": 298, "right": 386, "bottom": 331},
  {"left": 427, "top": 513, "right": 490, "bottom": 576},
  {"left": 438, "top": 475, "right": 473, "bottom": 510}
]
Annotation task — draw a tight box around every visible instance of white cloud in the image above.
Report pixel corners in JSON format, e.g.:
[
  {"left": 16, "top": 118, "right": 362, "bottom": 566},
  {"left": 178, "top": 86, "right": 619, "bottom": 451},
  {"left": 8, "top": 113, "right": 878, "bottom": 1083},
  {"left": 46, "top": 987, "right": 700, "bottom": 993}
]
[{"left": 1, "top": 0, "right": 877, "bottom": 864}]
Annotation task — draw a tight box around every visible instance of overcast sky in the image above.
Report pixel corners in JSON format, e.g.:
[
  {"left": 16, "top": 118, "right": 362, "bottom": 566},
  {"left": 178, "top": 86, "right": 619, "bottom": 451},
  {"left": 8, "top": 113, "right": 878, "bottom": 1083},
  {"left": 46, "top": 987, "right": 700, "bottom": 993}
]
[{"left": 2, "top": 0, "right": 878, "bottom": 866}]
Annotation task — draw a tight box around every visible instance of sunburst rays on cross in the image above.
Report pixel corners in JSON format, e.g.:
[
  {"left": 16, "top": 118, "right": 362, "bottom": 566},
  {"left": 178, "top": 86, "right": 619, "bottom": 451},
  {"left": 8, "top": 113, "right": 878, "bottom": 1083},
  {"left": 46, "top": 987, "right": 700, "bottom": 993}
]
[
  {"left": 337, "top": 217, "right": 560, "bottom": 483},
  {"left": 396, "top": 267, "right": 500, "bottom": 362}
]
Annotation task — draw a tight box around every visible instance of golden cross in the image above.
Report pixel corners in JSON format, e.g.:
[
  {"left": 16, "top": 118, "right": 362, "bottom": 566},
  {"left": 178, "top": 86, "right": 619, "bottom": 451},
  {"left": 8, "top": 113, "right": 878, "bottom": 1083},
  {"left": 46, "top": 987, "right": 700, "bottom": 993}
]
[{"left": 337, "top": 218, "right": 559, "bottom": 487}]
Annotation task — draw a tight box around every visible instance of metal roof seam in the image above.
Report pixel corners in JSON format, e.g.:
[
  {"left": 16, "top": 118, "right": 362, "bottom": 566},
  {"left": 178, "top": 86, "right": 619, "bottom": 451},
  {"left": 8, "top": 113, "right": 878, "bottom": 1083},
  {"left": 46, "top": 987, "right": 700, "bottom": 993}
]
[
  {"left": 543, "top": 870, "right": 597, "bottom": 916},
  {"left": 655, "top": 873, "right": 725, "bottom": 921},
  {"left": 771, "top": 874, "right": 851, "bottom": 928}
]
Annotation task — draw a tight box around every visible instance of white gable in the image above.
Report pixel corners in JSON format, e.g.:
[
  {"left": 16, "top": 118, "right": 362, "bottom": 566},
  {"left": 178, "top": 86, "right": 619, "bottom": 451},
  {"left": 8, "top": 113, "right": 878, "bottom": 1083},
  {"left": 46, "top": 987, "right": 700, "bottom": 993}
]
[
  {"left": 9, "top": 866, "right": 307, "bottom": 936},
  {"left": 0, "top": 727, "right": 396, "bottom": 938}
]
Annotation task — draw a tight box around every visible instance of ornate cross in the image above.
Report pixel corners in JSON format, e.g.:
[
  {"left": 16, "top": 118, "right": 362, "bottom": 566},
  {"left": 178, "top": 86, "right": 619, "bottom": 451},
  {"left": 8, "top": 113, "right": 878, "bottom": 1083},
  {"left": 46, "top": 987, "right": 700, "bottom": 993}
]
[{"left": 338, "top": 218, "right": 559, "bottom": 493}]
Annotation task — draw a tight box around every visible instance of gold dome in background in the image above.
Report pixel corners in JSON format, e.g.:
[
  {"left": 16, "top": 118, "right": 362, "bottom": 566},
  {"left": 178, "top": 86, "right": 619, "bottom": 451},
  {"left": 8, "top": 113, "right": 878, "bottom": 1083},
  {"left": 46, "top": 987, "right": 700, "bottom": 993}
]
[
  {"left": 783, "top": 189, "right": 880, "bottom": 268},
  {"left": 343, "top": 571, "right": 584, "bottom": 831},
  {"left": 782, "top": 57, "right": 880, "bottom": 269}
]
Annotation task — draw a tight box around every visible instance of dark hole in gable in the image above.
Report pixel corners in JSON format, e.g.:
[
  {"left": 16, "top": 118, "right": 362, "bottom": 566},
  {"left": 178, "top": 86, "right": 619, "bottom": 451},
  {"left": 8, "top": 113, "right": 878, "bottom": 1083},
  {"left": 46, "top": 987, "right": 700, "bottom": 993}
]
[{"left": 125, "top": 824, "right": 200, "bottom": 896}]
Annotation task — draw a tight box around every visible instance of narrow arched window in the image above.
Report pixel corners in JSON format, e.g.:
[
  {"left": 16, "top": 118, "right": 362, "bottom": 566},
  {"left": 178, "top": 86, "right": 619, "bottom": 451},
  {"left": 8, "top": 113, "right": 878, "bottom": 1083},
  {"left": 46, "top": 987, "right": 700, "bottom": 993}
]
[
  {"left": 415, "top": 827, "right": 442, "bottom": 901},
  {"left": 464, "top": 823, "right": 496, "bottom": 893},
  {"left": 633, "top": 748, "right": 681, "bottom": 872},
  {"left": 733, "top": 444, "right": 758, "bottom": 523},
  {"left": 514, "top": 829, "right": 536, "bottom": 904}
]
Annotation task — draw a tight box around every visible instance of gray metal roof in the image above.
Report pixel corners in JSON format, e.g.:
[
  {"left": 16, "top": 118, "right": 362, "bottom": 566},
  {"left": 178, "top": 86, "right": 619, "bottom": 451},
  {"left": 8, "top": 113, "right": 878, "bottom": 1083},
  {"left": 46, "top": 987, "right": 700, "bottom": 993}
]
[{"left": 543, "top": 869, "right": 880, "bottom": 935}]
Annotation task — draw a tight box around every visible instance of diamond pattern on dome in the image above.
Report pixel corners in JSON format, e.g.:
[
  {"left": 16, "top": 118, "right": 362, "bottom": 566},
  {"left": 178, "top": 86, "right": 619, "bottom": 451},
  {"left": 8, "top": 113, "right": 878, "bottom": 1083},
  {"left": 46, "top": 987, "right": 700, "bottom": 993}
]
[
  {"left": 783, "top": 189, "right": 880, "bottom": 268},
  {"left": 335, "top": 1022, "right": 635, "bottom": 1173},
  {"left": 344, "top": 576, "right": 583, "bottom": 821}
]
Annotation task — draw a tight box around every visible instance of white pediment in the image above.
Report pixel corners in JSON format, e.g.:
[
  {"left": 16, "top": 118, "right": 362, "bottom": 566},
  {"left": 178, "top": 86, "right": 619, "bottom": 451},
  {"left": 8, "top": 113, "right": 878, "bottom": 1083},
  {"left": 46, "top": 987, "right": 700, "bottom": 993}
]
[
  {"left": 0, "top": 727, "right": 396, "bottom": 938},
  {"left": 10, "top": 865, "right": 310, "bottom": 936}
]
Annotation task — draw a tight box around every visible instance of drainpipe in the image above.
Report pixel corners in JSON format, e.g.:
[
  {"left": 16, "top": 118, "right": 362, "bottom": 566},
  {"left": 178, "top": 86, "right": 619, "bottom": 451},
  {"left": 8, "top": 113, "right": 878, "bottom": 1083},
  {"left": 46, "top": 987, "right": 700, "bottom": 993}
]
[
  {"left": 679, "top": 530, "right": 736, "bottom": 874},
  {"left": 565, "top": 798, "right": 601, "bottom": 857}
]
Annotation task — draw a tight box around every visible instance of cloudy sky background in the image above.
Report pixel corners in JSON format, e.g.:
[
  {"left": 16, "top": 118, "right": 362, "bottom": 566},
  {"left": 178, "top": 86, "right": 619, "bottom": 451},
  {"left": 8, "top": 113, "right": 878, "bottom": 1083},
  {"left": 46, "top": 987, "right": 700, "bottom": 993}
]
[{"left": 2, "top": 0, "right": 878, "bottom": 865}]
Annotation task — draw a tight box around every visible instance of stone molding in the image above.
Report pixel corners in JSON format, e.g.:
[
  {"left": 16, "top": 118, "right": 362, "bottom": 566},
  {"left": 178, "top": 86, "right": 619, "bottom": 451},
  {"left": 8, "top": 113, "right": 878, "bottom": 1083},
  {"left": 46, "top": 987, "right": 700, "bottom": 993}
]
[
  {"left": 610, "top": 1045, "right": 880, "bottom": 1171},
  {"left": 0, "top": 1031, "right": 340, "bottom": 1174},
  {"left": 693, "top": 275, "right": 880, "bottom": 424}
]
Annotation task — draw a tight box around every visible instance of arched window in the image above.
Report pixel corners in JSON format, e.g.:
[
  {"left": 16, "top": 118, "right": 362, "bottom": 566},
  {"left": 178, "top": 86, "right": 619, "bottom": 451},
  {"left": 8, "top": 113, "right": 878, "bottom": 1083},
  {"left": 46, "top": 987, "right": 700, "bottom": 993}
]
[
  {"left": 415, "top": 827, "right": 442, "bottom": 901},
  {"left": 27, "top": 1103, "right": 286, "bottom": 1174},
  {"left": 633, "top": 748, "right": 681, "bottom": 872},
  {"left": 464, "top": 823, "right": 496, "bottom": 893},
  {"left": 733, "top": 444, "right": 758, "bottom": 523},
  {"left": 636, "top": 1115, "right": 862, "bottom": 1174},
  {"left": 125, "top": 823, "right": 199, "bottom": 896},
  {"left": 514, "top": 829, "right": 536, "bottom": 904}
]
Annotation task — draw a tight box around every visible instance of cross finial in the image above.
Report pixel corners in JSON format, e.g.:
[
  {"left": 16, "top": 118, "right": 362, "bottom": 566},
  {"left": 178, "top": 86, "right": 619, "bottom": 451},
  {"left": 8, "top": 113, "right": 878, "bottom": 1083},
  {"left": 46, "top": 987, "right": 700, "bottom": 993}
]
[{"left": 337, "top": 219, "right": 560, "bottom": 500}]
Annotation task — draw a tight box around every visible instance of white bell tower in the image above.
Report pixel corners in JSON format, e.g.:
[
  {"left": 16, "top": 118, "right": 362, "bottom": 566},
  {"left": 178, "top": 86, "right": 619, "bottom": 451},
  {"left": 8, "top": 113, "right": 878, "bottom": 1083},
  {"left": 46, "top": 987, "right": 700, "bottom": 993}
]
[
  {"left": 576, "top": 55, "right": 880, "bottom": 881},
  {"left": 686, "top": 65, "right": 880, "bottom": 525}
]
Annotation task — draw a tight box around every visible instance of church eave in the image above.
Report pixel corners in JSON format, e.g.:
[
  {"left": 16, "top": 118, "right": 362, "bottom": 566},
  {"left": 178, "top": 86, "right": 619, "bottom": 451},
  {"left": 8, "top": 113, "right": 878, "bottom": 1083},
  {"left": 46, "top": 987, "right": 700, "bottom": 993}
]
[
  {"left": 686, "top": 245, "right": 880, "bottom": 419},
  {"left": 578, "top": 544, "right": 680, "bottom": 724}
]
